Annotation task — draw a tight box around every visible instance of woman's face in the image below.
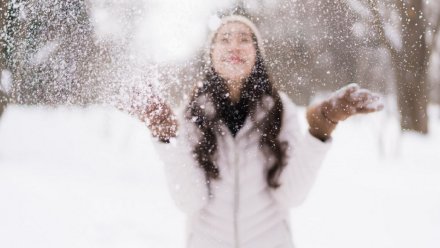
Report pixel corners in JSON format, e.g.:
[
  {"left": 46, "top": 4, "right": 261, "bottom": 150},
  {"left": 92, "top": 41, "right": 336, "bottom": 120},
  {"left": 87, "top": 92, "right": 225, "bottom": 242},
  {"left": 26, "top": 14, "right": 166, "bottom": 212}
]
[{"left": 211, "top": 22, "right": 257, "bottom": 83}]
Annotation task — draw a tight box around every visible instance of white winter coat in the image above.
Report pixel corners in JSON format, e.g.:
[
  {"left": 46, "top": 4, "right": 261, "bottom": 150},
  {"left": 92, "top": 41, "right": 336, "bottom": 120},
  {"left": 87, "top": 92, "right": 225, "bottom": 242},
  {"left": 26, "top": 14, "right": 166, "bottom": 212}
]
[{"left": 154, "top": 92, "right": 331, "bottom": 248}]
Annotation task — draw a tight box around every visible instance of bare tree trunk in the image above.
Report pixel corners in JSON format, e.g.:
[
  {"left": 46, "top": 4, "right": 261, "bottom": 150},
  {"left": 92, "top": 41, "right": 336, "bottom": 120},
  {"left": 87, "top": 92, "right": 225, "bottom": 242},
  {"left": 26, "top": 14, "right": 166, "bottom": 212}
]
[
  {"left": 368, "top": 0, "right": 429, "bottom": 133},
  {"left": 394, "top": 0, "right": 429, "bottom": 133},
  {"left": 9, "top": 0, "right": 102, "bottom": 105},
  {"left": 0, "top": 0, "right": 10, "bottom": 117},
  {"left": 0, "top": 0, "right": 6, "bottom": 70}
]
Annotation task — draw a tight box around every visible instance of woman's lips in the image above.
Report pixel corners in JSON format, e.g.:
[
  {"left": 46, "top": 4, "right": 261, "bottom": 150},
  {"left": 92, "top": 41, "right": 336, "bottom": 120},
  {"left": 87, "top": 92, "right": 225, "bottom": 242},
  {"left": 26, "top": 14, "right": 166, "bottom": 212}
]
[{"left": 225, "top": 55, "right": 245, "bottom": 64}]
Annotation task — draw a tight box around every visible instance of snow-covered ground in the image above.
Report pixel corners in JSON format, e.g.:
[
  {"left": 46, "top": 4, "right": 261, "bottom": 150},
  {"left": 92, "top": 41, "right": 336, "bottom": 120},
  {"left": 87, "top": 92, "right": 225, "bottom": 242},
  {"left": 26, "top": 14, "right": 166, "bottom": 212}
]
[{"left": 0, "top": 104, "right": 439, "bottom": 248}]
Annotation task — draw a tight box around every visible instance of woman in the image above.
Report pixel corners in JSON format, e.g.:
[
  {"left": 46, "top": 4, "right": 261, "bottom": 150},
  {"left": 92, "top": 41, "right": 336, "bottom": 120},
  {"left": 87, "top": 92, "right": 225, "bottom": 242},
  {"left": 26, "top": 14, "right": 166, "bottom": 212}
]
[{"left": 142, "top": 15, "right": 383, "bottom": 248}]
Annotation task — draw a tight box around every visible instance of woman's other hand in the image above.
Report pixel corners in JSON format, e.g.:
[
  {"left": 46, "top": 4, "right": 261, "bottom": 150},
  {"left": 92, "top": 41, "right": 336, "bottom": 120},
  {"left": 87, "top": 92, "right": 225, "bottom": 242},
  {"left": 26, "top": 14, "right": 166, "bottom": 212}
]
[
  {"left": 307, "top": 83, "right": 384, "bottom": 141},
  {"left": 321, "top": 83, "right": 384, "bottom": 122},
  {"left": 139, "top": 96, "right": 178, "bottom": 143}
]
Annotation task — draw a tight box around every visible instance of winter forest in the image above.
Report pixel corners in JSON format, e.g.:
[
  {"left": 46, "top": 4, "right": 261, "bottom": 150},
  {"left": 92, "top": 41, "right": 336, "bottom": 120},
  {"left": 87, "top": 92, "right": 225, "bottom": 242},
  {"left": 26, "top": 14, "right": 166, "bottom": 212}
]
[{"left": 0, "top": 0, "right": 439, "bottom": 247}]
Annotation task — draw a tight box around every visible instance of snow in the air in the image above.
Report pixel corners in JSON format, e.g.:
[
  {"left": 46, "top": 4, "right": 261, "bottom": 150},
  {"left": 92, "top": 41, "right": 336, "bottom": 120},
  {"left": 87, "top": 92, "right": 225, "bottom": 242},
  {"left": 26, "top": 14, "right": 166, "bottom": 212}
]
[{"left": 2, "top": 0, "right": 440, "bottom": 247}]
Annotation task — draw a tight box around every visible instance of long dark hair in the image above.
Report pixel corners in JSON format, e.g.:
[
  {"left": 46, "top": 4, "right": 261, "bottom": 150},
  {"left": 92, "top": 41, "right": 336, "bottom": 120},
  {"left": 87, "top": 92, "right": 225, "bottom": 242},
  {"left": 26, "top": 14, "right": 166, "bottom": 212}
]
[{"left": 186, "top": 29, "right": 288, "bottom": 190}]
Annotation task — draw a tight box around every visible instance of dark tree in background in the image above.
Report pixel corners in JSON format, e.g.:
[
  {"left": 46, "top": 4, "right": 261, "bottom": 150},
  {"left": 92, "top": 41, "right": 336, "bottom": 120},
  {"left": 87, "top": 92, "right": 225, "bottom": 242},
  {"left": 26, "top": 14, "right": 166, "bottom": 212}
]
[
  {"left": 8, "top": 0, "right": 104, "bottom": 105},
  {"left": 0, "top": 0, "right": 7, "bottom": 75},
  {"left": 392, "top": 0, "right": 429, "bottom": 134},
  {"left": 0, "top": 0, "right": 11, "bottom": 117},
  {"left": 367, "top": 0, "right": 439, "bottom": 134}
]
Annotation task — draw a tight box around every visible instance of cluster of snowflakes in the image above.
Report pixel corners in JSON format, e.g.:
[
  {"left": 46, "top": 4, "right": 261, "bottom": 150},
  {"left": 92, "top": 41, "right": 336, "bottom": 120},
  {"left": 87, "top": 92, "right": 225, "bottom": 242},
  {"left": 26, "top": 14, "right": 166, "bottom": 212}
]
[{"left": 2, "top": 0, "right": 439, "bottom": 108}]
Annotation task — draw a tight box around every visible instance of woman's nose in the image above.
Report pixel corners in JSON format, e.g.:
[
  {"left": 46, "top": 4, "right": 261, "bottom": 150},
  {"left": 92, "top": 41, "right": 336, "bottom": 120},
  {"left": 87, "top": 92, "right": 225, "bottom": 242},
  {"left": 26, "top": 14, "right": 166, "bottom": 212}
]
[{"left": 227, "top": 39, "right": 241, "bottom": 51}]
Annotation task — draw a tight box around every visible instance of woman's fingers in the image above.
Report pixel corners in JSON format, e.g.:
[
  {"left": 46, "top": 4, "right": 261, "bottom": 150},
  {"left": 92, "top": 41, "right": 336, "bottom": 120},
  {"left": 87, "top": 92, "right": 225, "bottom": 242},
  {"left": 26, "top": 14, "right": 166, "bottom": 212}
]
[
  {"left": 147, "top": 102, "right": 173, "bottom": 125},
  {"left": 144, "top": 99, "right": 178, "bottom": 140},
  {"left": 327, "top": 83, "right": 384, "bottom": 121},
  {"left": 338, "top": 83, "right": 359, "bottom": 102},
  {"left": 348, "top": 89, "right": 384, "bottom": 113}
]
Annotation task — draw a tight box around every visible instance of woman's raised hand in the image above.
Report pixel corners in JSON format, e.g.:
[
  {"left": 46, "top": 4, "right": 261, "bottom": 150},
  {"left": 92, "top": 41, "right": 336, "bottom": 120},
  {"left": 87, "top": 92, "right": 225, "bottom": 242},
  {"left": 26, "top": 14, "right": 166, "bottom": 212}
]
[
  {"left": 142, "top": 96, "right": 178, "bottom": 143},
  {"left": 321, "top": 83, "right": 384, "bottom": 123},
  {"left": 307, "top": 83, "right": 384, "bottom": 141},
  {"left": 124, "top": 84, "right": 178, "bottom": 142}
]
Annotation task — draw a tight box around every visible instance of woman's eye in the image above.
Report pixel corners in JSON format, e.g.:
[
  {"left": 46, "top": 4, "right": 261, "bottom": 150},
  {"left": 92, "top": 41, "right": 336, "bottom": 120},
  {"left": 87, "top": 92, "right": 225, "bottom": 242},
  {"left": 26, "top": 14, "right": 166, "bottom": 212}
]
[
  {"left": 218, "top": 35, "right": 230, "bottom": 43},
  {"left": 240, "top": 35, "right": 252, "bottom": 43}
]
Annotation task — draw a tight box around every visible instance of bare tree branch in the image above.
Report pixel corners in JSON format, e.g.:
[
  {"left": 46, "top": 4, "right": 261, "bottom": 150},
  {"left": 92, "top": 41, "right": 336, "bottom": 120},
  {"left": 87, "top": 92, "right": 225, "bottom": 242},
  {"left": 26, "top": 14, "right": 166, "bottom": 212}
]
[
  {"left": 366, "top": 0, "right": 398, "bottom": 58},
  {"left": 430, "top": 17, "right": 440, "bottom": 51},
  {"left": 0, "top": 0, "right": 7, "bottom": 72}
]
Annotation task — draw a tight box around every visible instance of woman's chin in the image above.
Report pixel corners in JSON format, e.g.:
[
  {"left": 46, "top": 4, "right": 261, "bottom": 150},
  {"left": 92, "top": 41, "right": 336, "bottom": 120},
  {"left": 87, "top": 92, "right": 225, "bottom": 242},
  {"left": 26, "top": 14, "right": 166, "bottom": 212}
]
[
  {"left": 223, "top": 75, "right": 246, "bottom": 83},
  {"left": 221, "top": 71, "right": 250, "bottom": 82}
]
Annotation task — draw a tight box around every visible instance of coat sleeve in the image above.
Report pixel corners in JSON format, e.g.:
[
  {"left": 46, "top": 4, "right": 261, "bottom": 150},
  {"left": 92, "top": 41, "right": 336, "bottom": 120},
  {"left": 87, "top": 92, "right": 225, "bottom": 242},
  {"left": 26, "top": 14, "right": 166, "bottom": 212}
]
[
  {"left": 152, "top": 108, "right": 209, "bottom": 216},
  {"left": 270, "top": 93, "right": 331, "bottom": 209}
]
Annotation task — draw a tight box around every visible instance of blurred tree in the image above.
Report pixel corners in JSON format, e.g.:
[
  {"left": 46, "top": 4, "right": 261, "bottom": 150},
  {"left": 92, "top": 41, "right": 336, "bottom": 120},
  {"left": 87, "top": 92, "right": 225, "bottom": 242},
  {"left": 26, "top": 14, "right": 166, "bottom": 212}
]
[
  {"left": 0, "top": 0, "right": 6, "bottom": 72},
  {"left": 9, "top": 0, "right": 104, "bottom": 105},
  {"left": 367, "top": 0, "right": 436, "bottom": 134},
  {"left": 0, "top": 0, "right": 11, "bottom": 117}
]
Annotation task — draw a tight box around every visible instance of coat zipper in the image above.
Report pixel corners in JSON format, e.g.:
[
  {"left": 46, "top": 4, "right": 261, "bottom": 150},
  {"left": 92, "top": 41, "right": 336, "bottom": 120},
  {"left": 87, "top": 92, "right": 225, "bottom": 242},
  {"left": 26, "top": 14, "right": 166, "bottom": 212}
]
[{"left": 233, "top": 146, "right": 240, "bottom": 248}]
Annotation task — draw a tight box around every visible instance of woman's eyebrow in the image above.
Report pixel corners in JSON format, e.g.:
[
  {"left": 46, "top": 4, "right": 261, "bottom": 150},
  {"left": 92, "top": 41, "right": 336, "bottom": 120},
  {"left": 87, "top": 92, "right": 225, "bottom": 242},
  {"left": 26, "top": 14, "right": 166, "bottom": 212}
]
[
  {"left": 218, "top": 32, "right": 231, "bottom": 37},
  {"left": 219, "top": 31, "right": 251, "bottom": 36}
]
